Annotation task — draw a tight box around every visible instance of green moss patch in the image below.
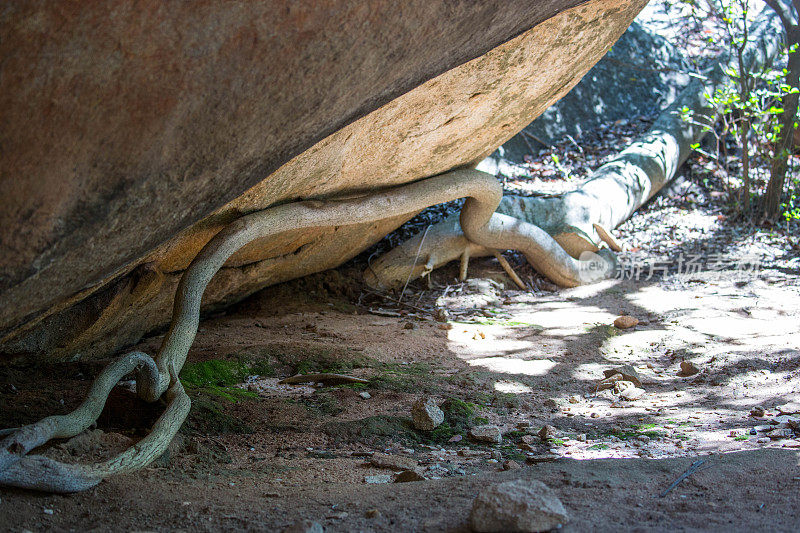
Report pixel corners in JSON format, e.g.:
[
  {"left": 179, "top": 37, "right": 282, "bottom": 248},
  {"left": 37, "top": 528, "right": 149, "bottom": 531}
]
[
  {"left": 184, "top": 397, "right": 253, "bottom": 435},
  {"left": 324, "top": 416, "right": 418, "bottom": 445}
]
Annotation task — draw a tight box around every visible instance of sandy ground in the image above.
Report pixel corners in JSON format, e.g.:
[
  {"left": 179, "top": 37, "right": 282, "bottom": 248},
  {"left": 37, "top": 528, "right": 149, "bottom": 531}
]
[
  {"left": 1, "top": 239, "right": 799, "bottom": 531},
  {"left": 2, "top": 114, "right": 800, "bottom": 530}
]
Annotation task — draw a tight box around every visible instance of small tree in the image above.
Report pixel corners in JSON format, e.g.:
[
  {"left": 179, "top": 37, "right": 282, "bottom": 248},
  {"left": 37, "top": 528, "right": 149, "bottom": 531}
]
[
  {"left": 762, "top": 0, "right": 800, "bottom": 220},
  {"left": 680, "top": 0, "right": 798, "bottom": 219}
]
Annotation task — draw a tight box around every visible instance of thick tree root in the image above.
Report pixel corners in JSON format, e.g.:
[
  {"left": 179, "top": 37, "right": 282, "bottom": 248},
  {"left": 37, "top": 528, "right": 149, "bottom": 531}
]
[
  {"left": 0, "top": 169, "right": 613, "bottom": 492},
  {"left": 363, "top": 9, "right": 783, "bottom": 292}
]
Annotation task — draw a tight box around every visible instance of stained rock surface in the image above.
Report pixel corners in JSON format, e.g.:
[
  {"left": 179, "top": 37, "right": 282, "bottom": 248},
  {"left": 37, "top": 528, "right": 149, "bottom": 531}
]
[{"left": 0, "top": 0, "right": 647, "bottom": 362}]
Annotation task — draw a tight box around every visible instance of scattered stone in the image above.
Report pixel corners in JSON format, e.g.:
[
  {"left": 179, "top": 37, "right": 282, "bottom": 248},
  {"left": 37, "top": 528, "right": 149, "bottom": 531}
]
[
  {"left": 438, "top": 323, "right": 453, "bottom": 330},
  {"left": 369, "top": 453, "right": 418, "bottom": 471},
  {"left": 282, "top": 520, "right": 324, "bottom": 533},
  {"left": 613, "top": 315, "right": 639, "bottom": 329},
  {"left": 470, "top": 425, "right": 503, "bottom": 444},
  {"left": 597, "top": 373, "right": 623, "bottom": 391},
  {"left": 490, "top": 450, "right": 503, "bottom": 460},
  {"left": 394, "top": 469, "right": 426, "bottom": 482},
  {"left": 365, "top": 509, "right": 381, "bottom": 519},
  {"left": 434, "top": 308, "right": 450, "bottom": 322},
  {"left": 470, "top": 479, "right": 569, "bottom": 532},
  {"left": 449, "top": 434, "right": 463, "bottom": 443},
  {"left": 568, "top": 395, "right": 580, "bottom": 404},
  {"left": 403, "top": 322, "right": 415, "bottom": 330},
  {"left": 576, "top": 433, "right": 587, "bottom": 442},
  {"left": 768, "top": 428, "right": 795, "bottom": 440},
  {"left": 458, "top": 449, "right": 485, "bottom": 457},
  {"left": 678, "top": 361, "right": 700, "bottom": 377},
  {"left": 516, "top": 422, "right": 532, "bottom": 430},
  {"left": 519, "top": 443, "right": 537, "bottom": 452},
  {"left": 359, "top": 391, "right": 372, "bottom": 400},
  {"left": 364, "top": 474, "right": 393, "bottom": 484},
  {"left": 43, "top": 509, "right": 54, "bottom": 515},
  {"left": 757, "top": 437, "right": 771, "bottom": 444},
  {"left": 411, "top": 398, "right": 444, "bottom": 431},
  {"left": 327, "top": 512, "right": 348, "bottom": 520},
  {"left": 502, "top": 460, "right": 522, "bottom": 471},
  {"left": 750, "top": 406, "right": 766, "bottom": 418},
  {"left": 537, "top": 425, "right": 558, "bottom": 441},
  {"left": 777, "top": 402, "right": 800, "bottom": 415},
  {"left": 603, "top": 365, "right": 642, "bottom": 387},
  {"left": 521, "top": 435, "right": 537, "bottom": 445},
  {"left": 614, "top": 380, "right": 645, "bottom": 400}
]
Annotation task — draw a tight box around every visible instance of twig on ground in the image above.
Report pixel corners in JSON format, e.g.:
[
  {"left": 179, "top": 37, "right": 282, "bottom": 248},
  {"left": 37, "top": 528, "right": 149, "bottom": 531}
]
[
  {"left": 279, "top": 374, "right": 369, "bottom": 385},
  {"left": 522, "top": 130, "right": 550, "bottom": 148},
  {"left": 519, "top": 131, "right": 538, "bottom": 156},
  {"left": 362, "top": 289, "right": 431, "bottom": 314},
  {"left": 399, "top": 225, "right": 432, "bottom": 302},
  {"left": 659, "top": 458, "right": 714, "bottom": 498},
  {"left": 492, "top": 251, "right": 528, "bottom": 290}
]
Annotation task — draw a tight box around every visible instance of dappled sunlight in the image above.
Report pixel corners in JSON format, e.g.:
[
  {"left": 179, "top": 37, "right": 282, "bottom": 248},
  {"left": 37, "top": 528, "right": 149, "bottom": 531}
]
[
  {"left": 466, "top": 356, "right": 557, "bottom": 376},
  {"left": 446, "top": 324, "right": 536, "bottom": 355},
  {"left": 433, "top": 262, "right": 800, "bottom": 468},
  {"left": 680, "top": 313, "right": 798, "bottom": 342},
  {"left": 509, "top": 303, "right": 614, "bottom": 330},
  {"left": 494, "top": 380, "right": 534, "bottom": 393}
]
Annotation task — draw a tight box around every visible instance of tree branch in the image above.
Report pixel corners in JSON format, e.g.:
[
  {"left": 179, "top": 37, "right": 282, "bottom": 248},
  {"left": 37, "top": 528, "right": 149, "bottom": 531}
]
[{"left": 765, "top": 0, "right": 794, "bottom": 30}]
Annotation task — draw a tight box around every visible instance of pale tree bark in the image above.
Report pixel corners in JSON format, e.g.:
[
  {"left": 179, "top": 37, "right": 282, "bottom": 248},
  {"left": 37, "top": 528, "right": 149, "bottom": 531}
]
[{"left": 365, "top": 7, "right": 783, "bottom": 291}]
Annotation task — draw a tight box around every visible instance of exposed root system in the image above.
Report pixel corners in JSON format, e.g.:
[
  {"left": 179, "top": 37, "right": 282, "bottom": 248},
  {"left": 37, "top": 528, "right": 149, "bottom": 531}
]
[{"left": 0, "top": 169, "right": 612, "bottom": 492}]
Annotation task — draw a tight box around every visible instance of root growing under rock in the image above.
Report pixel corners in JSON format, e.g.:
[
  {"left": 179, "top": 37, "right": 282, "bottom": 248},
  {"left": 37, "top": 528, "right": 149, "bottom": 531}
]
[
  {"left": 364, "top": 8, "right": 783, "bottom": 291},
  {"left": 0, "top": 169, "right": 614, "bottom": 493}
]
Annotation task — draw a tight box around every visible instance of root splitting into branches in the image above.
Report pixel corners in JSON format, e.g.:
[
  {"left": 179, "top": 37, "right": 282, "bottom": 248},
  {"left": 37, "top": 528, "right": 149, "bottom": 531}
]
[{"left": 0, "top": 169, "right": 613, "bottom": 492}]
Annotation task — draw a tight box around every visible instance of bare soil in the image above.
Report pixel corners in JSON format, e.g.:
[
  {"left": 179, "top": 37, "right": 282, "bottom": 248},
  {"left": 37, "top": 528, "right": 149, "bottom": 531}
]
[
  {"left": 2, "top": 215, "right": 799, "bottom": 531},
  {"left": 2, "top": 111, "right": 800, "bottom": 531}
]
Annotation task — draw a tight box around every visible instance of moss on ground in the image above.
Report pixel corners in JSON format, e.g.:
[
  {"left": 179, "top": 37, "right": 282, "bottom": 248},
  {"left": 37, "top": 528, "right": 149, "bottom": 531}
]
[
  {"left": 184, "top": 397, "right": 253, "bottom": 435},
  {"left": 299, "top": 392, "right": 344, "bottom": 417},
  {"left": 370, "top": 361, "right": 439, "bottom": 394},
  {"left": 323, "top": 397, "right": 487, "bottom": 446},
  {"left": 324, "top": 415, "right": 418, "bottom": 445},
  {"left": 253, "top": 345, "right": 371, "bottom": 375},
  {"left": 180, "top": 358, "right": 269, "bottom": 403}
]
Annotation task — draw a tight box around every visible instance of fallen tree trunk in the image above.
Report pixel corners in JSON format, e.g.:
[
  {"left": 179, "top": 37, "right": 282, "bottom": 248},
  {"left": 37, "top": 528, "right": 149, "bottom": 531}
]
[{"left": 364, "top": 8, "right": 783, "bottom": 290}]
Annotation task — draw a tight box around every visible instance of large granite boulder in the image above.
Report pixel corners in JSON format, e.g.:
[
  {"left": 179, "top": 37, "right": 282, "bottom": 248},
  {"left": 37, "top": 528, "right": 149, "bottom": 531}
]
[
  {"left": 0, "top": 0, "right": 647, "bottom": 362},
  {"left": 483, "top": 16, "right": 693, "bottom": 173}
]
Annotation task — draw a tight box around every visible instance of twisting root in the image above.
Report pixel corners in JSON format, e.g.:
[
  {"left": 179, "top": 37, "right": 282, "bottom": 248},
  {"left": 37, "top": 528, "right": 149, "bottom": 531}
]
[{"left": 0, "top": 169, "right": 614, "bottom": 492}]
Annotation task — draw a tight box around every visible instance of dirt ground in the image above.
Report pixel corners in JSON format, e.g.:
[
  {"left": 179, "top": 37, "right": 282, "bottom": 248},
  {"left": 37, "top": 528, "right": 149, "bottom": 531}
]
[
  {"left": 2, "top": 119, "right": 800, "bottom": 531},
  {"left": 2, "top": 187, "right": 799, "bottom": 531}
]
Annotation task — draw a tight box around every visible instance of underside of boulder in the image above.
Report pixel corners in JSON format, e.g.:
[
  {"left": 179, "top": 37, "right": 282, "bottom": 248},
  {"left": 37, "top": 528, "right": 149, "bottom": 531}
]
[{"left": 0, "top": 0, "right": 648, "bottom": 363}]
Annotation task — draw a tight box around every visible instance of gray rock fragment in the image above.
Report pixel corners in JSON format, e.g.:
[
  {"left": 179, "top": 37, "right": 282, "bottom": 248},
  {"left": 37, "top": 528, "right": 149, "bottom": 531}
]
[{"left": 470, "top": 479, "right": 569, "bottom": 532}]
